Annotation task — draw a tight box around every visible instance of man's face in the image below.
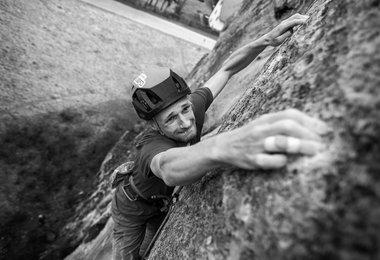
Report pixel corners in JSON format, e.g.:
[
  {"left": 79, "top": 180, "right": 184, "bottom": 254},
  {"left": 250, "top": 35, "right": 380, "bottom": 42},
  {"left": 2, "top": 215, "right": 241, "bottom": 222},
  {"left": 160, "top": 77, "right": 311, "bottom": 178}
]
[{"left": 154, "top": 96, "right": 196, "bottom": 143}]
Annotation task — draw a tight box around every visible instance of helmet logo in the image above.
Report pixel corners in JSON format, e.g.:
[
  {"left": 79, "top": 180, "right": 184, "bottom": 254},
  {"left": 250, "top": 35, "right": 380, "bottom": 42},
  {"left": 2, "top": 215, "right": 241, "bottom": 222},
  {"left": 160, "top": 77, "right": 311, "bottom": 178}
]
[{"left": 133, "top": 73, "right": 147, "bottom": 88}]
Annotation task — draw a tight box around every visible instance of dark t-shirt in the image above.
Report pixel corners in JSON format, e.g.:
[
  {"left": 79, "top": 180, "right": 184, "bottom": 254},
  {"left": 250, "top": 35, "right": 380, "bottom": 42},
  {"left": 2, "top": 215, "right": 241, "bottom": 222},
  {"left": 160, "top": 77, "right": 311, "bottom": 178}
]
[{"left": 132, "top": 87, "right": 213, "bottom": 198}]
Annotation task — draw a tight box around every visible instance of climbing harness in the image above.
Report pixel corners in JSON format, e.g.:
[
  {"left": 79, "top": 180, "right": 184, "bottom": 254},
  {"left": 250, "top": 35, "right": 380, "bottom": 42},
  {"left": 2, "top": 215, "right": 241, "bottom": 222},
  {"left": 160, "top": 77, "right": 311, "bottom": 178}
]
[
  {"left": 111, "top": 161, "right": 183, "bottom": 258},
  {"left": 142, "top": 186, "right": 183, "bottom": 259},
  {"left": 122, "top": 175, "right": 171, "bottom": 211},
  {"left": 111, "top": 162, "right": 171, "bottom": 211},
  {"left": 110, "top": 161, "right": 135, "bottom": 188}
]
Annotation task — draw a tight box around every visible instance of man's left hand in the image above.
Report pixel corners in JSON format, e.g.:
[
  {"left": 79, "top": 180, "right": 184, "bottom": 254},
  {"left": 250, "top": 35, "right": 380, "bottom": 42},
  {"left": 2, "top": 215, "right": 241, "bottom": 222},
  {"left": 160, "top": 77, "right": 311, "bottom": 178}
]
[{"left": 266, "top": 13, "right": 309, "bottom": 46}]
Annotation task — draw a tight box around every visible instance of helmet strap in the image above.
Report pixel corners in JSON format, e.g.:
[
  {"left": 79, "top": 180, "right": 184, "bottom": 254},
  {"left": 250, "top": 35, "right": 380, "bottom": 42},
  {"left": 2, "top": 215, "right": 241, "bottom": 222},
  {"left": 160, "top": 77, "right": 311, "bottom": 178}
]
[{"left": 153, "top": 117, "right": 165, "bottom": 136}]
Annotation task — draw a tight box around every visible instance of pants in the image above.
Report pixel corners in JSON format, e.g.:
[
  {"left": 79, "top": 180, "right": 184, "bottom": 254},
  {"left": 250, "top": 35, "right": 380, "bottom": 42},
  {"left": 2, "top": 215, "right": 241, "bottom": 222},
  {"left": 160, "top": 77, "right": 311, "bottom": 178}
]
[{"left": 111, "top": 187, "right": 166, "bottom": 260}]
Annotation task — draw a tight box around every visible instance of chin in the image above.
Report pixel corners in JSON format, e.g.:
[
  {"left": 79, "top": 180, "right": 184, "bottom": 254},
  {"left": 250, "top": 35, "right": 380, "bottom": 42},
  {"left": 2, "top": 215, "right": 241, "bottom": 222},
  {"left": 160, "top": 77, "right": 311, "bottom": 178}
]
[
  {"left": 184, "top": 132, "right": 196, "bottom": 142},
  {"left": 176, "top": 126, "right": 196, "bottom": 142}
]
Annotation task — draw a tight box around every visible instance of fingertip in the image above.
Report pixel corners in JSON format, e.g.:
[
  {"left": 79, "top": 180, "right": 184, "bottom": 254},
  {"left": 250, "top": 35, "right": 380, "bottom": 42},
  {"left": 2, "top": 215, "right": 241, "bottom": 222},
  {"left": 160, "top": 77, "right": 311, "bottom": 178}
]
[
  {"left": 314, "top": 121, "right": 333, "bottom": 135},
  {"left": 302, "top": 141, "right": 327, "bottom": 156},
  {"left": 306, "top": 117, "right": 332, "bottom": 135},
  {"left": 317, "top": 143, "right": 328, "bottom": 153},
  {"left": 256, "top": 154, "right": 288, "bottom": 169},
  {"left": 278, "top": 154, "right": 288, "bottom": 166},
  {"left": 310, "top": 132, "right": 322, "bottom": 142},
  {"left": 273, "top": 155, "right": 288, "bottom": 169}
]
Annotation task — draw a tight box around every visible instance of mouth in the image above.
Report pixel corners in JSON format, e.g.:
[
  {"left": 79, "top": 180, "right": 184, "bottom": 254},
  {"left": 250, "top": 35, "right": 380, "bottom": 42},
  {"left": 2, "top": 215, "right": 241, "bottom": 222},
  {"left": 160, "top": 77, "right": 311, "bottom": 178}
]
[
  {"left": 178, "top": 125, "right": 195, "bottom": 135},
  {"left": 179, "top": 128, "right": 191, "bottom": 135}
]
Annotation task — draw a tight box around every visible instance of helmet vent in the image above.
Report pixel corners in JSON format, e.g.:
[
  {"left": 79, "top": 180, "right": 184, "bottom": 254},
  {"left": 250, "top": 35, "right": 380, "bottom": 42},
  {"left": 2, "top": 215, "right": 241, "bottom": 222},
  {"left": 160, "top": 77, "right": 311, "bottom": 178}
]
[
  {"left": 141, "top": 100, "right": 150, "bottom": 111},
  {"left": 172, "top": 77, "right": 183, "bottom": 92},
  {"left": 135, "top": 90, "right": 152, "bottom": 111},
  {"left": 146, "top": 91, "right": 160, "bottom": 104}
]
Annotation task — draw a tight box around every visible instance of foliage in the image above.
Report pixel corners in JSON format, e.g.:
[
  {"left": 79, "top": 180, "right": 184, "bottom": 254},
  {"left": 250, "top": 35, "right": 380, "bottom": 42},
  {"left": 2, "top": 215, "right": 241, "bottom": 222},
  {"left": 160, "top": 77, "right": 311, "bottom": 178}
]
[{"left": 0, "top": 109, "right": 126, "bottom": 260}]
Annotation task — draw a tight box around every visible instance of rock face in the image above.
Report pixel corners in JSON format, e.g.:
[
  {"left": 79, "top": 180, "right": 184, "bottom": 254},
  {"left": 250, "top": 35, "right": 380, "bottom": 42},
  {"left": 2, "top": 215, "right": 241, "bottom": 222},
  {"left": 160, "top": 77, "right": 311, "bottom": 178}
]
[
  {"left": 151, "top": 0, "right": 380, "bottom": 259},
  {"left": 69, "top": 0, "right": 380, "bottom": 259}
]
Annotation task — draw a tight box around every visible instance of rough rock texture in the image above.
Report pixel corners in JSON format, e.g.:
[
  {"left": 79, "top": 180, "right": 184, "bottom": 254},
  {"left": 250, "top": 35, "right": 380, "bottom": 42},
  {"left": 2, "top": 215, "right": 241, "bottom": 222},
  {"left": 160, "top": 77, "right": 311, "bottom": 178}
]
[
  {"left": 150, "top": 0, "right": 380, "bottom": 259},
  {"left": 69, "top": 0, "right": 380, "bottom": 259},
  {"left": 0, "top": 0, "right": 207, "bottom": 259}
]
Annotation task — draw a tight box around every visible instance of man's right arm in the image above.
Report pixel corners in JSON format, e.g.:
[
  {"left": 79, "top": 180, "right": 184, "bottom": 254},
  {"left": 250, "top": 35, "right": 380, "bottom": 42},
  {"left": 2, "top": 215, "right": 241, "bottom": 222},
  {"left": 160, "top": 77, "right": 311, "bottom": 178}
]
[
  {"left": 150, "top": 136, "right": 221, "bottom": 186},
  {"left": 151, "top": 109, "right": 330, "bottom": 187}
]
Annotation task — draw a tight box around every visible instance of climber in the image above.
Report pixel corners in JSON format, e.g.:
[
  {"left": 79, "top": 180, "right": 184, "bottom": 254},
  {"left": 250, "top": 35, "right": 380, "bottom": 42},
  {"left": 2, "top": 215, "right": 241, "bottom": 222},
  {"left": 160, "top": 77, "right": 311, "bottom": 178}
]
[{"left": 112, "top": 13, "right": 329, "bottom": 260}]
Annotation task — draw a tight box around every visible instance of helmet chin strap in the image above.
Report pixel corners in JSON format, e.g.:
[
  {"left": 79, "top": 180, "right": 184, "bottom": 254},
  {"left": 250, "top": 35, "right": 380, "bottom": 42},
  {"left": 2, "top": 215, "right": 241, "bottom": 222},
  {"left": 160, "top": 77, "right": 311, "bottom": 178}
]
[{"left": 153, "top": 117, "right": 165, "bottom": 136}]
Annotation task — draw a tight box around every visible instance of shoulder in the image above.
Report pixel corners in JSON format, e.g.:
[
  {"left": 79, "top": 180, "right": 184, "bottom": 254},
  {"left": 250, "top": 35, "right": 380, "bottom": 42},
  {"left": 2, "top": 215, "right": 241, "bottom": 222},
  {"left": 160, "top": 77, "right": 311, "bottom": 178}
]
[
  {"left": 190, "top": 87, "right": 213, "bottom": 102},
  {"left": 135, "top": 129, "right": 175, "bottom": 150},
  {"left": 190, "top": 87, "right": 214, "bottom": 111},
  {"left": 134, "top": 130, "right": 177, "bottom": 179}
]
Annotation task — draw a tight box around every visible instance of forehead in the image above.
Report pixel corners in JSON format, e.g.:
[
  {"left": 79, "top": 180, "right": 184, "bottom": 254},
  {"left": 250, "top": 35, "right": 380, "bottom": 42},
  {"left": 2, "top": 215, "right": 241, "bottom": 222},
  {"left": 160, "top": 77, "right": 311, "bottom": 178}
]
[{"left": 155, "top": 96, "right": 191, "bottom": 120}]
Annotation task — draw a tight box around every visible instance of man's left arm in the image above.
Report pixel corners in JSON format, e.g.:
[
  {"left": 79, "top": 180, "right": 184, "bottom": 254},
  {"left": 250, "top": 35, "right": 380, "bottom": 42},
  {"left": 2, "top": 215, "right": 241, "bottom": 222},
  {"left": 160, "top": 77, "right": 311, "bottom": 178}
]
[{"left": 205, "top": 13, "right": 309, "bottom": 99}]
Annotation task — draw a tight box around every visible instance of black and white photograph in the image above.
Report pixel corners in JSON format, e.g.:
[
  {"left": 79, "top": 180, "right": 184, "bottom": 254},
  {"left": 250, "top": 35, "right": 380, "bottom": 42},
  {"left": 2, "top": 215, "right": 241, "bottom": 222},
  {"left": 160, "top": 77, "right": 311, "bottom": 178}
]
[{"left": 1, "top": 0, "right": 379, "bottom": 259}]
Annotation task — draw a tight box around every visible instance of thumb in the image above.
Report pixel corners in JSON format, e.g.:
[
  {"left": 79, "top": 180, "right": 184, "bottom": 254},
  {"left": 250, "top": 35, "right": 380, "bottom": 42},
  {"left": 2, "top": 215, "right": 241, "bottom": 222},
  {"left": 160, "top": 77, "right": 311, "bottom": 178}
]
[{"left": 272, "top": 30, "right": 292, "bottom": 46}]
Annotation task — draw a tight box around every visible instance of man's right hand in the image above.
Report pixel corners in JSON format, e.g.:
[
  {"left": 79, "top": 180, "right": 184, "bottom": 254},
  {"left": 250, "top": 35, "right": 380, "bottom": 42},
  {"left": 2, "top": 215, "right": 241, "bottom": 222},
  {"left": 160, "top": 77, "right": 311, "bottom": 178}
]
[{"left": 213, "top": 109, "right": 331, "bottom": 169}]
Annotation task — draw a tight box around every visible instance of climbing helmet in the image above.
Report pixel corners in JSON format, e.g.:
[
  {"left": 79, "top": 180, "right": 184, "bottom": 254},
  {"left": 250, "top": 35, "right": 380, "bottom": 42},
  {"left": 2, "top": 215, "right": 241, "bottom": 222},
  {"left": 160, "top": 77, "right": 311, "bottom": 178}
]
[{"left": 131, "top": 68, "right": 191, "bottom": 120}]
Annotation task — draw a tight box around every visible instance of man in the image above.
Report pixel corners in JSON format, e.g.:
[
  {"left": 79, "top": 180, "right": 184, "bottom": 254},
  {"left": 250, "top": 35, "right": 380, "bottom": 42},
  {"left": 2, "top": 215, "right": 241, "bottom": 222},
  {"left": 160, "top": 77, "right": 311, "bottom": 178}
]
[{"left": 112, "top": 13, "right": 328, "bottom": 260}]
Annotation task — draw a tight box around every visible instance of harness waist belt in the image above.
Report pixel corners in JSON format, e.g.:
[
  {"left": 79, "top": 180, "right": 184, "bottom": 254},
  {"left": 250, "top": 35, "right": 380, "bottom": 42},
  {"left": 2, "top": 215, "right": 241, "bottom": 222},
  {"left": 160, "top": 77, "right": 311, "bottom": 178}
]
[
  {"left": 121, "top": 176, "right": 171, "bottom": 211},
  {"left": 121, "top": 182, "right": 141, "bottom": 202},
  {"left": 129, "top": 175, "right": 149, "bottom": 201}
]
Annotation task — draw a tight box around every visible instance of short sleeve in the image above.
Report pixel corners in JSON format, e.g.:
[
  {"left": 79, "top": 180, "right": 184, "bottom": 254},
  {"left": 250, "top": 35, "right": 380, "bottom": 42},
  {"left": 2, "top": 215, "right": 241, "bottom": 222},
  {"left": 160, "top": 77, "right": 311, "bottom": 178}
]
[
  {"left": 135, "top": 134, "right": 176, "bottom": 179},
  {"left": 190, "top": 88, "right": 214, "bottom": 143},
  {"left": 190, "top": 87, "right": 213, "bottom": 113}
]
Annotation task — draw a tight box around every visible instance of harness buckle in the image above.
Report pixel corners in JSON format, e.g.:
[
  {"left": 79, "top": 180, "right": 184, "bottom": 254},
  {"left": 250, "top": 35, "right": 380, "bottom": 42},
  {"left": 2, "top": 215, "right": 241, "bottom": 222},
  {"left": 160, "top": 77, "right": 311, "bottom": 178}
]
[{"left": 121, "top": 183, "right": 137, "bottom": 202}]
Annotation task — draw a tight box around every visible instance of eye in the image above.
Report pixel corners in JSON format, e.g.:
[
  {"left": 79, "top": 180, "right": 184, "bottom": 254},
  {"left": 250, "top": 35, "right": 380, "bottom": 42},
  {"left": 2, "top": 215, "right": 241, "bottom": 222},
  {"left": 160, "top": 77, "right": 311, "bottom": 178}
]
[
  {"left": 183, "top": 105, "right": 191, "bottom": 113},
  {"left": 166, "top": 116, "right": 176, "bottom": 124}
]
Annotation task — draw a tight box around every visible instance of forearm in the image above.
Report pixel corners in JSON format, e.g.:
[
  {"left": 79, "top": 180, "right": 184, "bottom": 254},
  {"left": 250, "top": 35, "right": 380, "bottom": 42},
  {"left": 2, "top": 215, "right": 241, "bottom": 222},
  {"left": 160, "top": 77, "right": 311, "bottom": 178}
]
[
  {"left": 204, "top": 34, "right": 272, "bottom": 98},
  {"left": 152, "top": 108, "right": 328, "bottom": 186},
  {"left": 152, "top": 136, "right": 224, "bottom": 186},
  {"left": 204, "top": 14, "right": 308, "bottom": 98},
  {"left": 221, "top": 34, "right": 272, "bottom": 76},
  {"left": 222, "top": 13, "right": 309, "bottom": 74}
]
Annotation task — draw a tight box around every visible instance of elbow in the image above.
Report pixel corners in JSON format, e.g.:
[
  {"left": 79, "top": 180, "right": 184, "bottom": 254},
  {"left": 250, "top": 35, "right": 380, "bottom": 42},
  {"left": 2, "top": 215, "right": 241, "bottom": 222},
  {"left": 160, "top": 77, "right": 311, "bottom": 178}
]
[
  {"left": 161, "top": 173, "right": 177, "bottom": 187},
  {"left": 220, "top": 65, "right": 236, "bottom": 78},
  {"left": 154, "top": 156, "right": 178, "bottom": 187},
  {"left": 159, "top": 165, "right": 178, "bottom": 186}
]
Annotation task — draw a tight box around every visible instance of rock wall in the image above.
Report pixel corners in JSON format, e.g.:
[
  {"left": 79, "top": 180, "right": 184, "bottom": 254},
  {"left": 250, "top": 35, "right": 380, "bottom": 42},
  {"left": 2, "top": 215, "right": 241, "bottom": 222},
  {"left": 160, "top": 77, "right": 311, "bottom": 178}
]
[
  {"left": 151, "top": 0, "right": 380, "bottom": 259},
  {"left": 66, "top": 0, "right": 380, "bottom": 259}
]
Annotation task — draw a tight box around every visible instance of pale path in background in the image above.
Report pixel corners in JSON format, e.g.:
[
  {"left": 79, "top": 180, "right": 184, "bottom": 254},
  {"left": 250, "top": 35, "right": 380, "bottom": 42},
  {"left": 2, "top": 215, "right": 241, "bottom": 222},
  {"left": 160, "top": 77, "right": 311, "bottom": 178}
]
[{"left": 80, "top": 0, "right": 217, "bottom": 50}]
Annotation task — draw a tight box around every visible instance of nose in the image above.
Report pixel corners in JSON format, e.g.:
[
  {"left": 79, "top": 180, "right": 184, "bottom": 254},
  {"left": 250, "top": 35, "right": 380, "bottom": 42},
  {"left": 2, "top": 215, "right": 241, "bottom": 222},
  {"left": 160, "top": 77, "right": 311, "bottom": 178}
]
[{"left": 178, "top": 114, "right": 191, "bottom": 128}]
